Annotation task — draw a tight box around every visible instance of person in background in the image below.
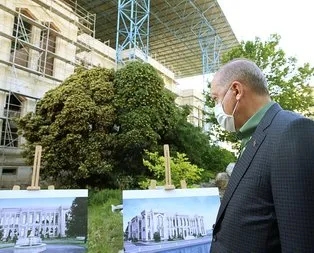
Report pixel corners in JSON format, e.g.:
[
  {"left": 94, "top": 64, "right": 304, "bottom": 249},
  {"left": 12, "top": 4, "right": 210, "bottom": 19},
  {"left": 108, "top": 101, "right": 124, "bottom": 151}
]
[{"left": 210, "top": 59, "right": 314, "bottom": 253}]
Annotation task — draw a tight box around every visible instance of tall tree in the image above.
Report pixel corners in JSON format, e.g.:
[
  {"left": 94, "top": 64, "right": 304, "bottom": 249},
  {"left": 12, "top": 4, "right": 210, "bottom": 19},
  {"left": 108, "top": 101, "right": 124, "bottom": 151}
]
[
  {"left": 112, "top": 61, "right": 181, "bottom": 185},
  {"left": 163, "top": 105, "right": 236, "bottom": 180},
  {"left": 17, "top": 62, "right": 236, "bottom": 189},
  {"left": 17, "top": 67, "right": 116, "bottom": 188},
  {"left": 66, "top": 197, "right": 88, "bottom": 238},
  {"left": 206, "top": 34, "right": 314, "bottom": 144}
]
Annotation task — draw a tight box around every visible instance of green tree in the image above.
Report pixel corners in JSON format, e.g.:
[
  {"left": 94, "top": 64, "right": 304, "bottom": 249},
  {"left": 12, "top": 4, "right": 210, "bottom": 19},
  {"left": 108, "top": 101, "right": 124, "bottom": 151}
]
[
  {"left": 17, "top": 67, "right": 116, "bottom": 188},
  {"left": 66, "top": 197, "right": 88, "bottom": 238},
  {"left": 164, "top": 105, "right": 236, "bottom": 180},
  {"left": 140, "top": 150, "right": 204, "bottom": 188},
  {"left": 113, "top": 62, "right": 181, "bottom": 185},
  {"left": 206, "top": 34, "right": 314, "bottom": 144},
  {"left": 12, "top": 232, "right": 18, "bottom": 243},
  {"left": 153, "top": 232, "right": 161, "bottom": 242},
  {"left": 0, "top": 226, "right": 3, "bottom": 241}
]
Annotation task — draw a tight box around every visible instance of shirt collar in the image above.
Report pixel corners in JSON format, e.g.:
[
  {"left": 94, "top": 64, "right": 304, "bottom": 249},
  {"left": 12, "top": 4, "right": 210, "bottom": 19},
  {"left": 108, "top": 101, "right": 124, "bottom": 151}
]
[{"left": 237, "top": 101, "right": 275, "bottom": 140}]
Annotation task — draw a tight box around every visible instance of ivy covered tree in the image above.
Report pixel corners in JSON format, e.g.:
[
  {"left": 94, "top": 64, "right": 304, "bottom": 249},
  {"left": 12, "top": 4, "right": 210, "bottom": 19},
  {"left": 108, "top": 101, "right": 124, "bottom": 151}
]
[
  {"left": 17, "top": 67, "right": 117, "bottom": 188},
  {"left": 17, "top": 62, "right": 236, "bottom": 188},
  {"left": 112, "top": 62, "right": 181, "bottom": 185},
  {"left": 206, "top": 34, "right": 314, "bottom": 144},
  {"left": 163, "top": 105, "right": 236, "bottom": 180}
]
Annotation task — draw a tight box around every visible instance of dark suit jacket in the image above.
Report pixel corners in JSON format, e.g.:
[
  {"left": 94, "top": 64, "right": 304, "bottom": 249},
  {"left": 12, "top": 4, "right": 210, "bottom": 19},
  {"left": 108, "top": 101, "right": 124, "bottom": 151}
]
[{"left": 210, "top": 103, "right": 314, "bottom": 253}]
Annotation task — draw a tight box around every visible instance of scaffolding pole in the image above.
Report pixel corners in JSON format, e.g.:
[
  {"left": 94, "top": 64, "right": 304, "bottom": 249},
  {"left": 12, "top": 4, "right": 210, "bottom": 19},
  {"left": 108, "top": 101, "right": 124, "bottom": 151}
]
[
  {"left": 116, "top": 0, "right": 151, "bottom": 66},
  {"left": 149, "top": 0, "right": 223, "bottom": 80},
  {"left": 0, "top": 1, "right": 91, "bottom": 154},
  {"left": 198, "top": 23, "right": 222, "bottom": 86}
]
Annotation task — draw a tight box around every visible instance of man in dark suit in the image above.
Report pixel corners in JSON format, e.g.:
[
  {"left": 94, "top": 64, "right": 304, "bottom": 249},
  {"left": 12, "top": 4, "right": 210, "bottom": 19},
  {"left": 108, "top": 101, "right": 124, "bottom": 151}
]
[{"left": 210, "top": 59, "right": 314, "bottom": 252}]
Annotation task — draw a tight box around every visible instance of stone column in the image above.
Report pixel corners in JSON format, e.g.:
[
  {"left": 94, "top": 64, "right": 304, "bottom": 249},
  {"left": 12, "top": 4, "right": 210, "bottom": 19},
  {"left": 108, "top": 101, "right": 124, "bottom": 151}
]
[
  {"left": 29, "top": 26, "right": 42, "bottom": 71},
  {"left": 0, "top": 0, "right": 14, "bottom": 63}
]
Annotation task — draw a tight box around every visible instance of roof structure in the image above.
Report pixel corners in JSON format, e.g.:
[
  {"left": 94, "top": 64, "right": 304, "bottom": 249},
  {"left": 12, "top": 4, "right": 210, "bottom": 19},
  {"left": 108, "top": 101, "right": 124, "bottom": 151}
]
[{"left": 76, "top": 0, "right": 239, "bottom": 78}]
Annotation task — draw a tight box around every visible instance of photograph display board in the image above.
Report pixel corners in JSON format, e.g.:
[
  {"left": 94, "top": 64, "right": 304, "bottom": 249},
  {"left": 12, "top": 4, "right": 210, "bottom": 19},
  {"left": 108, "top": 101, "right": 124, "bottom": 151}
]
[
  {"left": 123, "top": 188, "right": 220, "bottom": 253},
  {"left": 0, "top": 189, "right": 88, "bottom": 253}
]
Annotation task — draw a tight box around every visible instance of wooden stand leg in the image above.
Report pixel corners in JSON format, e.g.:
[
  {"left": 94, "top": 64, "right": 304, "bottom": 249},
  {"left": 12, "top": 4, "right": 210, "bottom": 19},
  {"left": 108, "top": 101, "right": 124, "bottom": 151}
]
[
  {"left": 27, "top": 145, "right": 42, "bottom": 190},
  {"left": 164, "top": 144, "right": 175, "bottom": 190},
  {"left": 149, "top": 145, "right": 187, "bottom": 191},
  {"left": 180, "top": 180, "right": 187, "bottom": 189}
]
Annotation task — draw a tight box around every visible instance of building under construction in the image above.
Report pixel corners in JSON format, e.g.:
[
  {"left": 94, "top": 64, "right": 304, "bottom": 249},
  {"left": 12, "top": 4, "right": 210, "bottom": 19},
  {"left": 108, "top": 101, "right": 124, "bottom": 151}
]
[{"left": 0, "top": 0, "right": 238, "bottom": 188}]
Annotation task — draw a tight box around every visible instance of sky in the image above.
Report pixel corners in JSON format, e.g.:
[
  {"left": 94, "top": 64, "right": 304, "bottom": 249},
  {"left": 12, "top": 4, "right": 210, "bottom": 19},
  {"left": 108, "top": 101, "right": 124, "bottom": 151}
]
[
  {"left": 0, "top": 197, "right": 75, "bottom": 209},
  {"left": 177, "top": 0, "right": 314, "bottom": 91}
]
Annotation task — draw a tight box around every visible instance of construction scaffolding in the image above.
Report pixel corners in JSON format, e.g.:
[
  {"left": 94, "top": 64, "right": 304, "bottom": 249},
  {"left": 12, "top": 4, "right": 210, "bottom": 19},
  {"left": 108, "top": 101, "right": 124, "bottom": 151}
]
[
  {"left": 116, "top": 0, "right": 151, "bottom": 65},
  {"left": 77, "top": 0, "right": 238, "bottom": 78},
  {"left": 0, "top": 0, "right": 97, "bottom": 167}
]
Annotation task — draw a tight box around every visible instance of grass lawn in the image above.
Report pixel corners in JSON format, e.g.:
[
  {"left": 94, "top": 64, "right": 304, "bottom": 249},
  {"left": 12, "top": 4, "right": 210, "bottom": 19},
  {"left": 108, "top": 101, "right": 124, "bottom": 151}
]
[{"left": 88, "top": 189, "right": 123, "bottom": 253}]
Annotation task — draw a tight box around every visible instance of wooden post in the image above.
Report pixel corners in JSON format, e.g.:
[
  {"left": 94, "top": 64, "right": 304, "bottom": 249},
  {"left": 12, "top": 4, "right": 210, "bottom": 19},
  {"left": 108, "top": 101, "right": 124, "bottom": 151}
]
[
  {"left": 148, "top": 145, "right": 187, "bottom": 190},
  {"left": 27, "top": 145, "right": 42, "bottom": 190},
  {"left": 12, "top": 185, "right": 20, "bottom": 190},
  {"left": 180, "top": 180, "right": 187, "bottom": 189},
  {"left": 48, "top": 185, "right": 55, "bottom": 190},
  {"left": 149, "top": 180, "right": 157, "bottom": 189},
  {"left": 12, "top": 146, "right": 55, "bottom": 190},
  {"left": 163, "top": 144, "right": 175, "bottom": 190}
]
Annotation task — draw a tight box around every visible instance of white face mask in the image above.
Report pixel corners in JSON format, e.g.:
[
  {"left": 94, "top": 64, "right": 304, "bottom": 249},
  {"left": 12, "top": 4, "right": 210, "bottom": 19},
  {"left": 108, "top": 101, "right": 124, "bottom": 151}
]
[{"left": 214, "top": 89, "right": 239, "bottom": 132}]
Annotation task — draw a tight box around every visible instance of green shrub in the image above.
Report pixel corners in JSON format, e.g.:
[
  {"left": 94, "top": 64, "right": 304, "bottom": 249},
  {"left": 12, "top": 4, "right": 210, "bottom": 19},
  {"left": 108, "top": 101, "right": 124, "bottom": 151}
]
[
  {"left": 89, "top": 189, "right": 122, "bottom": 206},
  {"left": 88, "top": 190, "right": 123, "bottom": 253},
  {"left": 153, "top": 232, "right": 161, "bottom": 242}
]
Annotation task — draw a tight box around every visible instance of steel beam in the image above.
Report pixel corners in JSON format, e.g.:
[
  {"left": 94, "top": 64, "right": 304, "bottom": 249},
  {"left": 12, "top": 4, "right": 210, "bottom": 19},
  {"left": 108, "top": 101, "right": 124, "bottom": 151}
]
[{"left": 116, "top": 0, "right": 151, "bottom": 65}]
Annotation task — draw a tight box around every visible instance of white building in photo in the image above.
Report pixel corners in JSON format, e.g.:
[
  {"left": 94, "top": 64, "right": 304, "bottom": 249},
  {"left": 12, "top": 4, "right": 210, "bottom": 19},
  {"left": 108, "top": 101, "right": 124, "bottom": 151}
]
[
  {"left": 126, "top": 209, "right": 206, "bottom": 242},
  {"left": 0, "top": 206, "right": 71, "bottom": 240}
]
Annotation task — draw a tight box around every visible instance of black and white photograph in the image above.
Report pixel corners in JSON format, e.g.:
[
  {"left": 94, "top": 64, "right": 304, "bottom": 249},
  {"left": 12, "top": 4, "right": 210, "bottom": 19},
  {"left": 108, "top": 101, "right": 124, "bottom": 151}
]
[
  {"left": 123, "top": 188, "right": 220, "bottom": 253},
  {"left": 0, "top": 189, "right": 88, "bottom": 253}
]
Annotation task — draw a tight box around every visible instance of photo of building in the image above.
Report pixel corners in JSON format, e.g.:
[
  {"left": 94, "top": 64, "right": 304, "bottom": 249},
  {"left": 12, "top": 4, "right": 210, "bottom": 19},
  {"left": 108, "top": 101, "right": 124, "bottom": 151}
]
[
  {"left": 126, "top": 209, "right": 206, "bottom": 242},
  {"left": 0, "top": 205, "right": 70, "bottom": 240},
  {"left": 0, "top": 189, "right": 87, "bottom": 253},
  {"left": 123, "top": 188, "right": 220, "bottom": 253}
]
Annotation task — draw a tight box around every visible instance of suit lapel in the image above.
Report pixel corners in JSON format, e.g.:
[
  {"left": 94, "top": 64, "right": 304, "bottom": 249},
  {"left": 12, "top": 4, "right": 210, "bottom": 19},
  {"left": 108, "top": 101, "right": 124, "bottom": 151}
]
[{"left": 215, "top": 103, "right": 282, "bottom": 225}]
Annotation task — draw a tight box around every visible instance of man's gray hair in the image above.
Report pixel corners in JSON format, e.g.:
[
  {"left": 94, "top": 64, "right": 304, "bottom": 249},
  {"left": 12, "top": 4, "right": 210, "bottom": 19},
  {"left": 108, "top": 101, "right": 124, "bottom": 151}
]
[{"left": 216, "top": 59, "right": 269, "bottom": 95}]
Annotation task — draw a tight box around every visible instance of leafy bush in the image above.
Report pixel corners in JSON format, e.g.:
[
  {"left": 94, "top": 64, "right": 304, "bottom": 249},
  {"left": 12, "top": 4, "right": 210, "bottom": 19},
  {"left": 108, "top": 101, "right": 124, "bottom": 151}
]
[
  {"left": 88, "top": 189, "right": 123, "bottom": 253},
  {"left": 140, "top": 150, "right": 203, "bottom": 188},
  {"left": 89, "top": 189, "right": 122, "bottom": 206},
  {"left": 153, "top": 232, "right": 161, "bottom": 242}
]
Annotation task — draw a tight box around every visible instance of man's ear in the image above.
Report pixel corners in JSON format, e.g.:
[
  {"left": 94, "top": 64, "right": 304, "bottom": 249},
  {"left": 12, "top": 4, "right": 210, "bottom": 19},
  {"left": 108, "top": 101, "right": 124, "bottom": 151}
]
[{"left": 231, "top": 81, "right": 243, "bottom": 100}]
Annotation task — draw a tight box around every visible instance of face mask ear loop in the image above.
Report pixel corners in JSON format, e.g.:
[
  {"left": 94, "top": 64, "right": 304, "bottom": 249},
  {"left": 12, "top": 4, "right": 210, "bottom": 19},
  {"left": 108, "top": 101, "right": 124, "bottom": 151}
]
[{"left": 232, "top": 100, "right": 239, "bottom": 116}]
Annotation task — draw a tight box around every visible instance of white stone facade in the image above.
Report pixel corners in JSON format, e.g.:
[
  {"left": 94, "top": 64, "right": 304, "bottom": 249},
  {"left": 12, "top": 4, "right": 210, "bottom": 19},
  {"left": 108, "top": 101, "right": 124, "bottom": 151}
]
[
  {"left": 0, "top": 206, "right": 70, "bottom": 240},
  {"left": 127, "top": 209, "right": 206, "bottom": 242},
  {"left": 176, "top": 89, "right": 205, "bottom": 129}
]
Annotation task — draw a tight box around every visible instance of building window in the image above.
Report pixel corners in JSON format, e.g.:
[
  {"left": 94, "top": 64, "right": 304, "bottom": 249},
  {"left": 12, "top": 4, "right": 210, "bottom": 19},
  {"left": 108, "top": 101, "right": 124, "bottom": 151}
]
[
  {"left": 1, "top": 94, "right": 22, "bottom": 147},
  {"left": 10, "top": 9, "right": 35, "bottom": 67},
  {"left": 1, "top": 168, "right": 17, "bottom": 175},
  {"left": 39, "top": 23, "right": 58, "bottom": 76}
]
